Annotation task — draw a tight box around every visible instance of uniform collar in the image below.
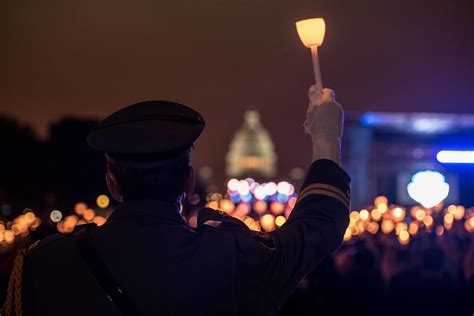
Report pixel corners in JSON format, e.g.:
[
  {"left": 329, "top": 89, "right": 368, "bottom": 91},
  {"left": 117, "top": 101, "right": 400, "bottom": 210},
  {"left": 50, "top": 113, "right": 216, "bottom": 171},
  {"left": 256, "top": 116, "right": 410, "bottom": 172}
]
[{"left": 107, "top": 199, "right": 187, "bottom": 225}]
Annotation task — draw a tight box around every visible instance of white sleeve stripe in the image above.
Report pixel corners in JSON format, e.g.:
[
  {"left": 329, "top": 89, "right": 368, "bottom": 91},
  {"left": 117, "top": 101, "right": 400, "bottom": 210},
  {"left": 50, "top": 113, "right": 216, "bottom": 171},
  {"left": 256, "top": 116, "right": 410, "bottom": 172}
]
[
  {"left": 299, "top": 183, "right": 349, "bottom": 202},
  {"left": 297, "top": 188, "right": 350, "bottom": 209}
]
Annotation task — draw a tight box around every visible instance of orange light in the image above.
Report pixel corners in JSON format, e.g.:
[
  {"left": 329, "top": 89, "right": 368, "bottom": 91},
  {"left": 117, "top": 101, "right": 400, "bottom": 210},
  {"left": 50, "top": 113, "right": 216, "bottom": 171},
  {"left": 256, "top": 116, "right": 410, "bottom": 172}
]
[
  {"left": 444, "top": 220, "right": 453, "bottom": 230},
  {"left": 260, "top": 214, "right": 275, "bottom": 232},
  {"left": 348, "top": 217, "right": 356, "bottom": 228},
  {"left": 11, "top": 224, "right": 21, "bottom": 235},
  {"left": 57, "top": 221, "right": 66, "bottom": 233},
  {"left": 352, "top": 226, "right": 361, "bottom": 236},
  {"left": 367, "top": 222, "right": 379, "bottom": 234},
  {"left": 392, "top": 207, "right": 405, "bottom": 221},
  {"left": 415, "top": 209, "right": 426, "bottom": 221},
  {"left": 65, "top": 215, "right": 78, "bottom": 226},
  {"left": 296, "top": 18, "right": 326, "bottom": 47},
  {"left": 350, "top": 211, "right": 360, "bottom": 221},
  {"left": 447, "top": 205, "right": 456, "bottom": 215},
  {"left": 360, "top": 209, "right": 370, "bottom": 221},
  {"left": 253, "top": 200, "right": 267, "bottom": 214},
  {"left": 374, "top": 196, "right": 388, "bottom": 207},
  {"left": 64, "top": 215, "right": 78, "bottom": 232},
  {"left": 423, "top": 215, "right": 434, "bottom": 227},
  {"left": 408, "top": 222, "right": 419, "bottom": 235},
  {"left": 444, "top": 213, "right": 454, "bottom": 224},
  {"left": 74, "top": 202, "right": 87, "bottom": 215},
  {"left": 378, "top": 203, "right": 388, "bottom": 213},
  {"left": 371, "top": 208, "right": 382, "bottom": 221},
  {"left": 270, "top": 202, "right": 285, "bottom": 215},
  {"left": 244, "top": 217, "right": 255, "bottom": 228},
  {"left": 207, "top": 201, "right": 219, "bottom": 210},
  {"left": 454, "top": 206, "right": 465, "bottom": 220},
  {"left": 395, "top": 222, "right": 408, "bottom": 235},
  {"left": 30, "top": 218, "right": 40, "bottom": 230},
  {"left": 275, "top": 215, "right": 286, "bottom": 227},
  {"left": 219, "top": 199, "right": 235, "bottom": 213},
  {"left": 4, "top": 230, "right": 14, "bottom": 244},
  {"left": 410, "top": 206, "right": 420, "bottom": 218},
  {"left": 464, "top": 217, "right": 474, "bottom": 232},
  {"left": 250, "top": 221, "right": 261, "bottom": 232},
  {"left": 343, "top": 227, "right": 352, "bottom": 241},
  {"left": 398, "top": 230, "right": 410, "bottom": 245},
  {"left": 83, "top": 209, "right": 96, "bottom": 222},
  {"left": 93, "top": 216, "right": 107, "bottom": 226},
  {"left": 234, "top": 203, "right": 250, "bottom": 217},
  {"left": 381, "top": 220, "right": 394, "bottom": 234},
  {"left": 25, "top": 212, "right": 36, "bottom": 224}
]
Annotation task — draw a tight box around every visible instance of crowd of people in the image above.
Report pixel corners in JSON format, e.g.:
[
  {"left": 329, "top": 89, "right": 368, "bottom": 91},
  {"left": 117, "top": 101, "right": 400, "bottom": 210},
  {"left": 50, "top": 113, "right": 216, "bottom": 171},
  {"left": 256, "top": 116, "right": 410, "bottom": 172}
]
[
  {"left": 1, "top": 116, "right": 473, "bottom": 314},
  {"left": 279, "top": 220, "right": 474, "bottom": 315}
]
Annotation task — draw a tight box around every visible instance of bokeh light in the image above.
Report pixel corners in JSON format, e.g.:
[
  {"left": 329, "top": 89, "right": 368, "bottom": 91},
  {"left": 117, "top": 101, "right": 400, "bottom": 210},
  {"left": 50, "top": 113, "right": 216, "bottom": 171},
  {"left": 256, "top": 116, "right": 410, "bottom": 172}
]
[
  {"left": 96, "top": 194, "right": 110, "bottom": 209},
  {"left": 275, "top": 215, "right": 286, "bottom": 227},
  {"left": 74, "top": 202, "right": 87, "bottom": 215},
  {"left": 261, "top": 214, "right": 276, "bottom": 232},
  {"left": 50, "top": 210, "right": 63, "bottom": 223}
]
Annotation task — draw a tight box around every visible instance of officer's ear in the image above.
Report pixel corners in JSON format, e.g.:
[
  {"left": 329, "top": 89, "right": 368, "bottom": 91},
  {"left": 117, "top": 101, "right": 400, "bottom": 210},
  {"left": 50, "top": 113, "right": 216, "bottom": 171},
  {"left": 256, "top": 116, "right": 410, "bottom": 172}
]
[
  {"left": 106, "top": 172, "right": 124, "bottom": 203},
  {"left": 184, "top": 166, "right": 195, "bottom": 196}
]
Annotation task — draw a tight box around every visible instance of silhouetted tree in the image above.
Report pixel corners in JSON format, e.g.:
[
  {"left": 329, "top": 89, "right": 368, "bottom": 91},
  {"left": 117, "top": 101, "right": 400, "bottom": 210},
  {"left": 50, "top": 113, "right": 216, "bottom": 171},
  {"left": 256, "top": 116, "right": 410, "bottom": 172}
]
[
  {"left": 45, "top": 117, "right": 107, "bottom": 209},
  {"left": 0, "top": 116, "right": 42, "bottom": 211}
]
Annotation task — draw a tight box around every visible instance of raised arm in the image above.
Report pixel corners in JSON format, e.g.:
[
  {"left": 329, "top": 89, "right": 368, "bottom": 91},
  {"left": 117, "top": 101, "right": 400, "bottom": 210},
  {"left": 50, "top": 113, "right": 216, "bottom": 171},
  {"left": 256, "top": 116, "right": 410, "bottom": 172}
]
[
  {"left": 263, "top": 86, "right": 350, "bottom": 309},
  {"left": 264, "top": 159, "right": 350, "bottom": 307}
]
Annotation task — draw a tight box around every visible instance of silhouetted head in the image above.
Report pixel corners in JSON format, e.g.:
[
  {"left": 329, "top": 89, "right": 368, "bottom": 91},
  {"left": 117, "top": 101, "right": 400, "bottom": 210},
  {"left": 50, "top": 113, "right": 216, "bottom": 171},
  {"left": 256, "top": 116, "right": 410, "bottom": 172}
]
[{"left": 87, "top": 100, "right": 205, "bottom": 203}]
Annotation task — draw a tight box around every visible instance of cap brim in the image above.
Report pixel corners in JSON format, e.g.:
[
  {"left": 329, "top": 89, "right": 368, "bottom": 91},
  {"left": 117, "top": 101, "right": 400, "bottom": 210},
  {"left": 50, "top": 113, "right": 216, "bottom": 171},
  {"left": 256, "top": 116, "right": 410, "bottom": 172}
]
[{"left": 88, "top": 119, "right": 204, "bottom": 154}]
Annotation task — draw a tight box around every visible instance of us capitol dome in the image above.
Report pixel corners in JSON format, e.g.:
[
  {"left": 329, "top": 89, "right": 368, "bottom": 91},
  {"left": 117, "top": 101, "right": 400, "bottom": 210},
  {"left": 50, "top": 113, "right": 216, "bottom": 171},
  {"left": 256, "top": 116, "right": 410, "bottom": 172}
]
[{"left": 226, "top": 109, "right": 277, "bottom": 179}]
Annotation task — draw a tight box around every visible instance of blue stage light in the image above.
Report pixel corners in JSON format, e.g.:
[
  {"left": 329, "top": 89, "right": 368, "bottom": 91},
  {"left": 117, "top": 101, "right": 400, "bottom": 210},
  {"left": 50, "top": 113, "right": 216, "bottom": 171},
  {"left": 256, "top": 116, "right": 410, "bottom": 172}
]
[{"left": 436, "top": 150, "right": 474, "bottom": 163}]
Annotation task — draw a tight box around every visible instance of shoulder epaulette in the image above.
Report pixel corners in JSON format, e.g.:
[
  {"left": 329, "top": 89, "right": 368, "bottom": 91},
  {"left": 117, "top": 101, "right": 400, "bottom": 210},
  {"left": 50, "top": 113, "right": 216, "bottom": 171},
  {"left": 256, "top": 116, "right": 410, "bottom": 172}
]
[
  {"left": 26, "top": 223, "right": 98, "bottom": 257},
  {"left": 25, "top": 233, "right": 65, "bottom": 257},
  {"left": 196, "top": 207, "right": 243, "bottom": 231},
  {"left": 67, "top": 222, "right": 97, "bottom": 236},
  {"left": 197, "top": 207, "right": 276, "bottom": 249}
]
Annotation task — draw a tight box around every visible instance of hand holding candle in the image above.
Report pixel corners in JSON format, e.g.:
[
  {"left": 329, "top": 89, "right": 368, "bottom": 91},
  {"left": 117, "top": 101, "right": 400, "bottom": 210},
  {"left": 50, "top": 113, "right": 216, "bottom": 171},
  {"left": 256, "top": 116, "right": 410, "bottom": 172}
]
[
  {"left": 296, "top": 18, "right": 344, "bottom": 165},
  {"left": 296, "top": 18, "right": 326, "bottom": 91}
]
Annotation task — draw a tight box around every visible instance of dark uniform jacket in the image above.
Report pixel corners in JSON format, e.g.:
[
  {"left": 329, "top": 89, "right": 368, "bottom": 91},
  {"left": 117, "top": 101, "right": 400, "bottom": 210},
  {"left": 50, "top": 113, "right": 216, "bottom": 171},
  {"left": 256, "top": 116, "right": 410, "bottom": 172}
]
[{"left": 22, "top": 159, "right": 350, "bottom": 315}]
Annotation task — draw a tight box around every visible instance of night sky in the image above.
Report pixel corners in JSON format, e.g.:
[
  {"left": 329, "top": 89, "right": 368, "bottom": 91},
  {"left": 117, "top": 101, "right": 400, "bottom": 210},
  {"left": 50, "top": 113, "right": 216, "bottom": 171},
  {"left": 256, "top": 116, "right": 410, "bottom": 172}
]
[{"left": 2, "top": 0, "right": 473, "bottom": 174}]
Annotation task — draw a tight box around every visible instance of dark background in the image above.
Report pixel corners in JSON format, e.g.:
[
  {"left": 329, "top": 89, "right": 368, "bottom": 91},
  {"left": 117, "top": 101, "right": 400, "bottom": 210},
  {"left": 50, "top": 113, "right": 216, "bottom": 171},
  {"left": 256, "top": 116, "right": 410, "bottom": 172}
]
[{"left": 2, "top": 0, "right": 473, "bottom": 176}]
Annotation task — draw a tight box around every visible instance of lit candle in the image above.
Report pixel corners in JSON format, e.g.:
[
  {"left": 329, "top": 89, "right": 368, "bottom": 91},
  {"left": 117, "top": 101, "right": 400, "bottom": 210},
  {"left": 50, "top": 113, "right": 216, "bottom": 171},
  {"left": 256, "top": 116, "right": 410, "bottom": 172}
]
[{"left": 296, "top": 18, "right": 326, "bottom": 90}]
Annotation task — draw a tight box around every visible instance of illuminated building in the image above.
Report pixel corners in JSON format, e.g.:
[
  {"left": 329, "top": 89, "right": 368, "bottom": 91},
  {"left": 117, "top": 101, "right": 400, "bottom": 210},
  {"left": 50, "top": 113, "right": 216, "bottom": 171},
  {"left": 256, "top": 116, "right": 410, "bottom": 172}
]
[{"left": 226, "top": 109, "right": 277, "bottom": 179}]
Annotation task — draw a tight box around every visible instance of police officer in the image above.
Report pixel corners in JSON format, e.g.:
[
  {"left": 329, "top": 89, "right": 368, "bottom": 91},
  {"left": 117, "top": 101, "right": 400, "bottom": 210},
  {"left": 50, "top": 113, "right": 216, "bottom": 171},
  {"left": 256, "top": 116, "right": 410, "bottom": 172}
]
[{"left": 9, "top": 86, "right": 350, "bottom": 315}]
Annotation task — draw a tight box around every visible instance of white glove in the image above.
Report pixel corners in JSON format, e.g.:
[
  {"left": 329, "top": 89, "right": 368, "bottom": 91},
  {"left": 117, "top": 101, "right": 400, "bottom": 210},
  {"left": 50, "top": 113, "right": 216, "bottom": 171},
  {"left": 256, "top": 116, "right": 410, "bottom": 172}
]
[{"left": 304, "top": 86, "right": 344, "bottom": 165}]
